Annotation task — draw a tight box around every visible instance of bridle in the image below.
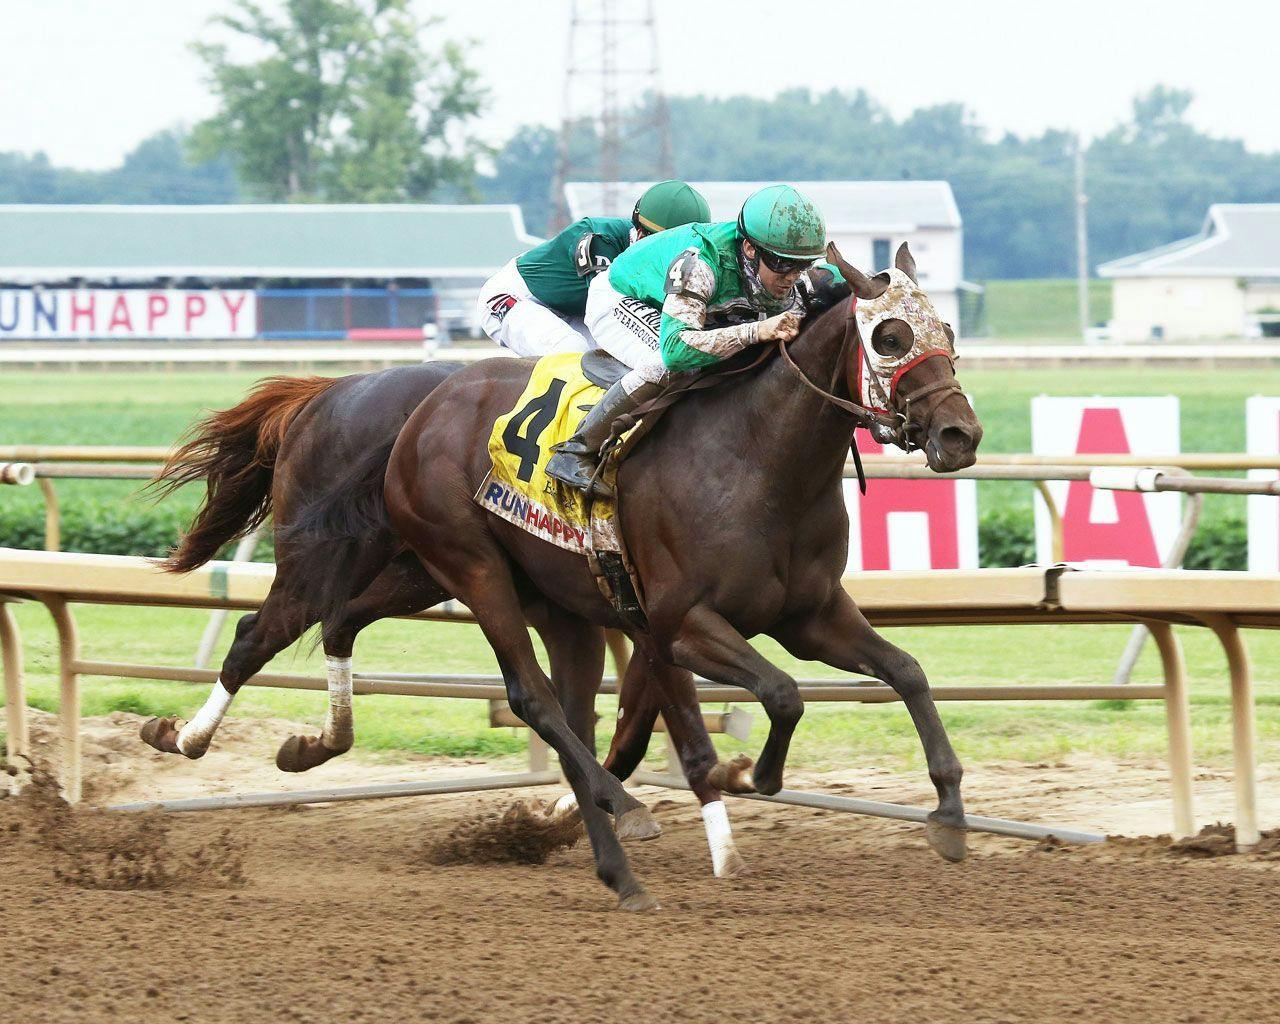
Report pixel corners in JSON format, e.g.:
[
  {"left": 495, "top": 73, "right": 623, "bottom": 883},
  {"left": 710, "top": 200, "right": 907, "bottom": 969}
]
[{"left": 777, "top": 292, "right": 962, "bottom": 492}]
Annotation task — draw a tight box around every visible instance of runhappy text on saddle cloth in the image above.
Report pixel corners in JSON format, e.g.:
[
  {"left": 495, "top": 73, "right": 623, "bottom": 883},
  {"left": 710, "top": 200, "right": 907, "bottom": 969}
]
[{"left": 474, "top": 351, "right": 618, "bottom": 553}]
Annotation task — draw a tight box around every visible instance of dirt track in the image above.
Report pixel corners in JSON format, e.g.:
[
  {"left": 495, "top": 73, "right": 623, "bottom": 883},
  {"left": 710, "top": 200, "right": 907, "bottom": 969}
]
[{"left": 4, "top": 712, "right": 1279, "bottom": 1024}]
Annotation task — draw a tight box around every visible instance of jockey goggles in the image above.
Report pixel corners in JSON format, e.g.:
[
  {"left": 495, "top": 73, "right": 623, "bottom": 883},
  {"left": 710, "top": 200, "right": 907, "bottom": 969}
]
[{"left": 756, "top": 248, "right": 817, "bottom": 275}]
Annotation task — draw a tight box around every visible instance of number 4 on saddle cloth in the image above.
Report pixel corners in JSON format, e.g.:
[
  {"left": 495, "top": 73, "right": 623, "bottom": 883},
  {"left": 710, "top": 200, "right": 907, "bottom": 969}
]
[{"left": 474, "top": 351, "right": 647, "bottom": 627}]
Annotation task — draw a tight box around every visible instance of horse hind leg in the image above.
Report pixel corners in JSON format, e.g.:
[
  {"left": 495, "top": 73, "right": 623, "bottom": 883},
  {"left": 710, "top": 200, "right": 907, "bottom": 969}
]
[
  {"left": 141, "top": 588, "right": 315, "bottom": 758},
  {"left": 274, "top": 652, "right": 354, "bottom": 772},
  {"left": 277, "top": 554, "right": 449, "bottom": 773}
]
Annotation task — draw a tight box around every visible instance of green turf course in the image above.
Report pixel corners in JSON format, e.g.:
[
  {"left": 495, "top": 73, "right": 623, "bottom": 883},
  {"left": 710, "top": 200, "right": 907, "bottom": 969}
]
[
  {"left": 982, "top": 278, "right": 1113, "bottom": 339},
  {"left": 1, "top": 366, "right": 1276, "bottom": 771}
]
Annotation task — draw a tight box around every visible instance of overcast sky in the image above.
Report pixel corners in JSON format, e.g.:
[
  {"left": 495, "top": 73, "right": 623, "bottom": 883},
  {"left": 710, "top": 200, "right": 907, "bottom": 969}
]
[{"left": 4, "top": 0, "right": 1278, "bottom": 171}]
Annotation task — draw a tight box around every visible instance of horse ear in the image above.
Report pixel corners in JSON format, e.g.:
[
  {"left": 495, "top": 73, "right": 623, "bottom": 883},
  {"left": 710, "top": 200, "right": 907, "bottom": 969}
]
[
  {"left": 826, "top": 242, "right": 889, "bottom": 300},
  {"left": 895, "top": 241, "right": 918, "bottom": 284}
]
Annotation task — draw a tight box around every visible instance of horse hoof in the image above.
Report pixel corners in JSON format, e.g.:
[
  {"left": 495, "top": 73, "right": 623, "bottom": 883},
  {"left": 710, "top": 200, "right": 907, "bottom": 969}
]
[
  {"left": 276, "top": 734, "right": 341, "bottom": 773},
  {"left": 715, "top": 849, "right": 751, "bottom": 879},
  {"left": 708, "top": 754, "right": 756, "bottom": 794},
  {"left": 618, "top": 888, "right": 660, "bottom": 912},
  {"left": 926, "top": 815, "right": 968, "bottom": 863},
  {"left": 615, "top": 805, "right": 662, "bottom": 842},
  {"left": 750, "top": 764, "right": 783, "bottom": 797},
  {"left": 548, "top": 792, "right": 579, "bottom": 817},
  {"left": 139, "top": 717, "right": 185, "bottom": 756}
]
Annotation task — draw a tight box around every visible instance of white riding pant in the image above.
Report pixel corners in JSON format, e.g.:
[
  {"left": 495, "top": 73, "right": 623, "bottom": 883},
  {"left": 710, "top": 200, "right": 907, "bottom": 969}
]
[
  {"left": 584, "top": 273, "right": 670, "bottom": 395},
  {"left": 476, "top": 259, "right": 592, "bottom": 357}
]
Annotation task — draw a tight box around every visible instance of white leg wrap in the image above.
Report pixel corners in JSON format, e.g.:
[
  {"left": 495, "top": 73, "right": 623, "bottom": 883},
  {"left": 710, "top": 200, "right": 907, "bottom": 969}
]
[
  {"left": 322, "top": 656, "right": 354, "bottom": 751},
  {"left": 176, "top": 679, "right": 234, "bottom": 757},
  {"left": 552, "top": 791, "right": 579, "bottom": 816},
  {"left": 701, "top": 800, "right": 740, "bottom": 878}
]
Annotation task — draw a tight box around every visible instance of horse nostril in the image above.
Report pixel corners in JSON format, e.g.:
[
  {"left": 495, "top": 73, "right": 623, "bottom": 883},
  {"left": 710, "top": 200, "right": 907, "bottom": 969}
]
[{"left": 938, "top": 426, "right": 973, "bottom": 453}]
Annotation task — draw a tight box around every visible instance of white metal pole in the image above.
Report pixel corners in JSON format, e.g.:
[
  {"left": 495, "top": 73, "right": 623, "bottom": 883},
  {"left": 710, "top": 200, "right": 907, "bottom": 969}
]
[{"left": 1075, "top": 133, "right": 1091, "bottom": 340}]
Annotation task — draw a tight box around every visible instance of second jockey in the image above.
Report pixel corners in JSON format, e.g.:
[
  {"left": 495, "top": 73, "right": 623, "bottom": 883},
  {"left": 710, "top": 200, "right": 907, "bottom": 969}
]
[
  {"left": 475, "top": 180, "right": 711, "bottom": 357},
  {"left": 546, "top": 184, "right": 834, "bottom": 495}
]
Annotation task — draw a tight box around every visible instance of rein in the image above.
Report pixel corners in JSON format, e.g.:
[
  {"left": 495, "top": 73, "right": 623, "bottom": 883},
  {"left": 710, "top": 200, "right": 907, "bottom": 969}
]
[
  {"left": 776, "top": 295, "right": 962, "bottom": 492},
  {"left": 599, "top": 291, "right": 962, "bottom": 496}
]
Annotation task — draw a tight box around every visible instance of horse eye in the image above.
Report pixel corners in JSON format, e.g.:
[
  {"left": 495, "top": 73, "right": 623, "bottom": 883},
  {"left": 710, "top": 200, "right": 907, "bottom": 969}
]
[{"left": 871, "top": 328, "right": 907, "bottom": 358}]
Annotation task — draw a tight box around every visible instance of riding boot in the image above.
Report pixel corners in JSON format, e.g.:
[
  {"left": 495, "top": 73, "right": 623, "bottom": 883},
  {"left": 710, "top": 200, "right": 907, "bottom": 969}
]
[{"left": 545, "top": 379, "right": 661, "bottom": 497}]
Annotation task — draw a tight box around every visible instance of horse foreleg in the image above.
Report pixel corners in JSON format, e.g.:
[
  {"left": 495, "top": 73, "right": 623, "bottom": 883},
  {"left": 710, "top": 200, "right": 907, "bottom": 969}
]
[
  {"left": 432, "top": 555, "right": 658, "bottom": 910},
  {"left": 774, "top": 591, "right": 967, "bottom": 863},
  {"left": 667, "top": 605, "right": 803, "bottom": 797},
  {"left": 647, "top": 649, "right": 753, "bottom": 878}
]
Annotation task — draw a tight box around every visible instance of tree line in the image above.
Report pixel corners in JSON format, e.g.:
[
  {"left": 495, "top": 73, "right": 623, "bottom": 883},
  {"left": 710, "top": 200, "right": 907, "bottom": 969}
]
[{"left": 4, "top": 0, "right": 1278, "bottom": 279}]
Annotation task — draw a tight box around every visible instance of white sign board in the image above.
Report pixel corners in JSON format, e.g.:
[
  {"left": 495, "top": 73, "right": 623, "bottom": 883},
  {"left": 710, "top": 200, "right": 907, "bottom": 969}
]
[
  {"left": 1247, "top": 396, "right": 1280, "bottom": 572},
  {"left": 0, "top": 289, "right": 256, "bottom": 339},
  {"left": 1031, "top": 396, "right": 1181, "bottom": 567}
]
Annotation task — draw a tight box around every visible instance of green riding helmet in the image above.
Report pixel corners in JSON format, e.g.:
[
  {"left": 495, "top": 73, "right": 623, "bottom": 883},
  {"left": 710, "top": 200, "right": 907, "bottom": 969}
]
[
  {"left": 737, "top": 184, "right": 827, "bottom": 260},
  {"left": 632, "top": 179, "right": 712, "bottom": 234}
]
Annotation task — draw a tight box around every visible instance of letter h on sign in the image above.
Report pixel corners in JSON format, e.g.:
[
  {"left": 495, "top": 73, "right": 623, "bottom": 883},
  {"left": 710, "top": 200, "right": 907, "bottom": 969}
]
[{"left": 842, "top": 434, "right": 978, "bottom": 571}]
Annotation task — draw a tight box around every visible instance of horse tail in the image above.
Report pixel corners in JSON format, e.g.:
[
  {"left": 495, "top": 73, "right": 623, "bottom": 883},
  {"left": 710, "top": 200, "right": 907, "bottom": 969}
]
[{"left": 151, "top": 375, "right": 341, "bottom": 573}]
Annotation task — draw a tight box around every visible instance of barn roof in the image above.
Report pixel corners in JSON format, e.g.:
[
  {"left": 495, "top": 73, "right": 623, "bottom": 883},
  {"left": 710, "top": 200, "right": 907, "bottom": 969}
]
[
  {"left": 1098, "top": 204, "right": 1280, "bottom": 278},
  {"left": 0, "top": 204, "right": 541, "bottom": 282},
  {"left": 564, "top": 180, "right": 962, "bottom": 232}
]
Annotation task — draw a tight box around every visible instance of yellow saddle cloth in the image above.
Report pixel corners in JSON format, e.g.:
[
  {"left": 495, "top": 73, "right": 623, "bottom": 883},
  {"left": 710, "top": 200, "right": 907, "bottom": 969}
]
[{"left": 474, "top": 352, "right": 619, "bottom": 553}]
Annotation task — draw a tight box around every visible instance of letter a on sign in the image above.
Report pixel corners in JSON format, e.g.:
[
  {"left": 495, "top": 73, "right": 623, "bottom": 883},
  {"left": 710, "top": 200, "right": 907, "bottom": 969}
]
[
  {"left": 1246, "top": 396, "right": 1280, "bottom": 572},
  {"left": 1031, "top": 396, "right": 1180, "bottom": 567},
  {"left": 842, "top": 433, "right": 978, "bottom": 571}
]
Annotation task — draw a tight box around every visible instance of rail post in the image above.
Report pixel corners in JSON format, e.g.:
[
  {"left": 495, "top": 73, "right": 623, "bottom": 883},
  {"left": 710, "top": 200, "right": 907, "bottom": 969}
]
[
  {"left": 43, "top": 597, "right": 82, "bottom": 803},
  {"left": 38, "top": 478, "right": 61, "bottom": 551},
  {"left": 1, "top": 601, "right": 29, "bottom": 793},
  {"left": 1147, "top": 621, "right": 1194, "bottom": 839},
  {"left": 1113, "top": 476, "right": 1203, "bottom": 685},
  {"left": 1203, "top": 615, "right": 1259, "bottom": 852}
]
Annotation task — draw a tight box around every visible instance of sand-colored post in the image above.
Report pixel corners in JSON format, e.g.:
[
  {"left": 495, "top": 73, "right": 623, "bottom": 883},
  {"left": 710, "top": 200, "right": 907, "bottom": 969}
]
[
  {"left": 1204, "top": 615, "right": 1259, "bottom": 851},
  {"left": 1033, "top": 481, "right": 1064, "bottom": 562},
  {"left": 44, "top": 598, "right": 81, "bottom": 804},
  {"left": 38, "top": 478, "right": 61, "bottom": 551},
  {"left": 1, "top": 602, "right": 29, "bottom": 787},
  {"left": 1147, "top": 622, "right": 1194, "bottom": 839}
]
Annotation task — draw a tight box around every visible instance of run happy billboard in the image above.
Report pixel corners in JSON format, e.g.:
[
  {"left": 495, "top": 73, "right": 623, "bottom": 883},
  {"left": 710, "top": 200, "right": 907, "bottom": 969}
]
[{"left": 0, "top": 288, "right": 255, "bottom": 339}]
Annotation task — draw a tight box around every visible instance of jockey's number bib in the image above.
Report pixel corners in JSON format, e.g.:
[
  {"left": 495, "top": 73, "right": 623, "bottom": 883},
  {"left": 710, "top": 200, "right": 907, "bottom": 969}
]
[{"left": 474, "top": 352, "right": 613, "bottom": 553}]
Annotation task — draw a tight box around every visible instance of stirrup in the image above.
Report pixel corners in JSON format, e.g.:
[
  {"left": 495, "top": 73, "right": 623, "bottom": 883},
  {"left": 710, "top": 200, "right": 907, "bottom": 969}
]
[{"left": 546, "top": 449, "right": 613, "bottom": 498}]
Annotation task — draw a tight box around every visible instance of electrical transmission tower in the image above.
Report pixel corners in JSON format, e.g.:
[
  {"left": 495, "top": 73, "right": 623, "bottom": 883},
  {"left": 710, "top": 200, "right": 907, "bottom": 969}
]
[{"left": 549, "top": 0, "right": 674, "bottom": 230}]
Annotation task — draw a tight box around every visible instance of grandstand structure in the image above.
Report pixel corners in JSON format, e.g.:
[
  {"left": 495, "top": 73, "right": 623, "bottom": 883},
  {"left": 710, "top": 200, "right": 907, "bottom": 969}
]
[{"left": 0, "top": 205, "right": 540, "bottom": 341}]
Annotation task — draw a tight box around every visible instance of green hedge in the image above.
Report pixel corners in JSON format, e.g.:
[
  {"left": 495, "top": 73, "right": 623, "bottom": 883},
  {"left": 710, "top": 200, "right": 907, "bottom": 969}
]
[
  {"left": 0, "top": 499, "right": 1251, "bottom": 571},
  {"left": 0, "top": 501, "right": 274, "bottom": 562}
]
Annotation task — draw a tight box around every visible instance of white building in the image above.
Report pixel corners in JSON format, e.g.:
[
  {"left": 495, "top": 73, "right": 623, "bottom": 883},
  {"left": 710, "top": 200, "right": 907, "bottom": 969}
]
[
  {"left": 564, "top": 180, "right": 971, "bottom": 331},
  {"left": 1098, "top": 204, "right": 1280, "bottom": 342}
]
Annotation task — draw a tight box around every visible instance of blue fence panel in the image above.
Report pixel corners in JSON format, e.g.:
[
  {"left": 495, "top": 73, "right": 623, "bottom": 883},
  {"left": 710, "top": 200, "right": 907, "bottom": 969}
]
[{"left": 255, "top": 288, "right": 436, "bottom": 339}]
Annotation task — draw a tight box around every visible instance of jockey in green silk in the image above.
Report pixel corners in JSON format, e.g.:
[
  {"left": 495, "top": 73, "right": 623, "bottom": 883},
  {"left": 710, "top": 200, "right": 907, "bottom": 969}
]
[
  {"left": 546, "top": 184, "right": 838, "bottom": 496},
  {"left": 475, "top": 180, "right": 711, "bottom": 357}
]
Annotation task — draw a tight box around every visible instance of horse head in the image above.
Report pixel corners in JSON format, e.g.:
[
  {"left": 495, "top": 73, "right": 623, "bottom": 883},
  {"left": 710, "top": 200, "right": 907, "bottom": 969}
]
[{"left": 825, "top": 241, "right": 983, "bottom": 472}]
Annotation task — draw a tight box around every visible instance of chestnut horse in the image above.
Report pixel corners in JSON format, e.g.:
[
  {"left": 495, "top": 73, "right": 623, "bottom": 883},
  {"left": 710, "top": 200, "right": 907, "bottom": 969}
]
[{"left": 369, "top": 243, "right": 983, "bottom": 908}]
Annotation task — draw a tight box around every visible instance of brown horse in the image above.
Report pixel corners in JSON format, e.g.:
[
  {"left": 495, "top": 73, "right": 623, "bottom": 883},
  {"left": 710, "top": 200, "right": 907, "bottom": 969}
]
[
  {"left": 373, "top": 243, "right": 983, "bottom": 908},
  {"left": 139, "top": 361, "right": 749, "bottom": 873}
]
